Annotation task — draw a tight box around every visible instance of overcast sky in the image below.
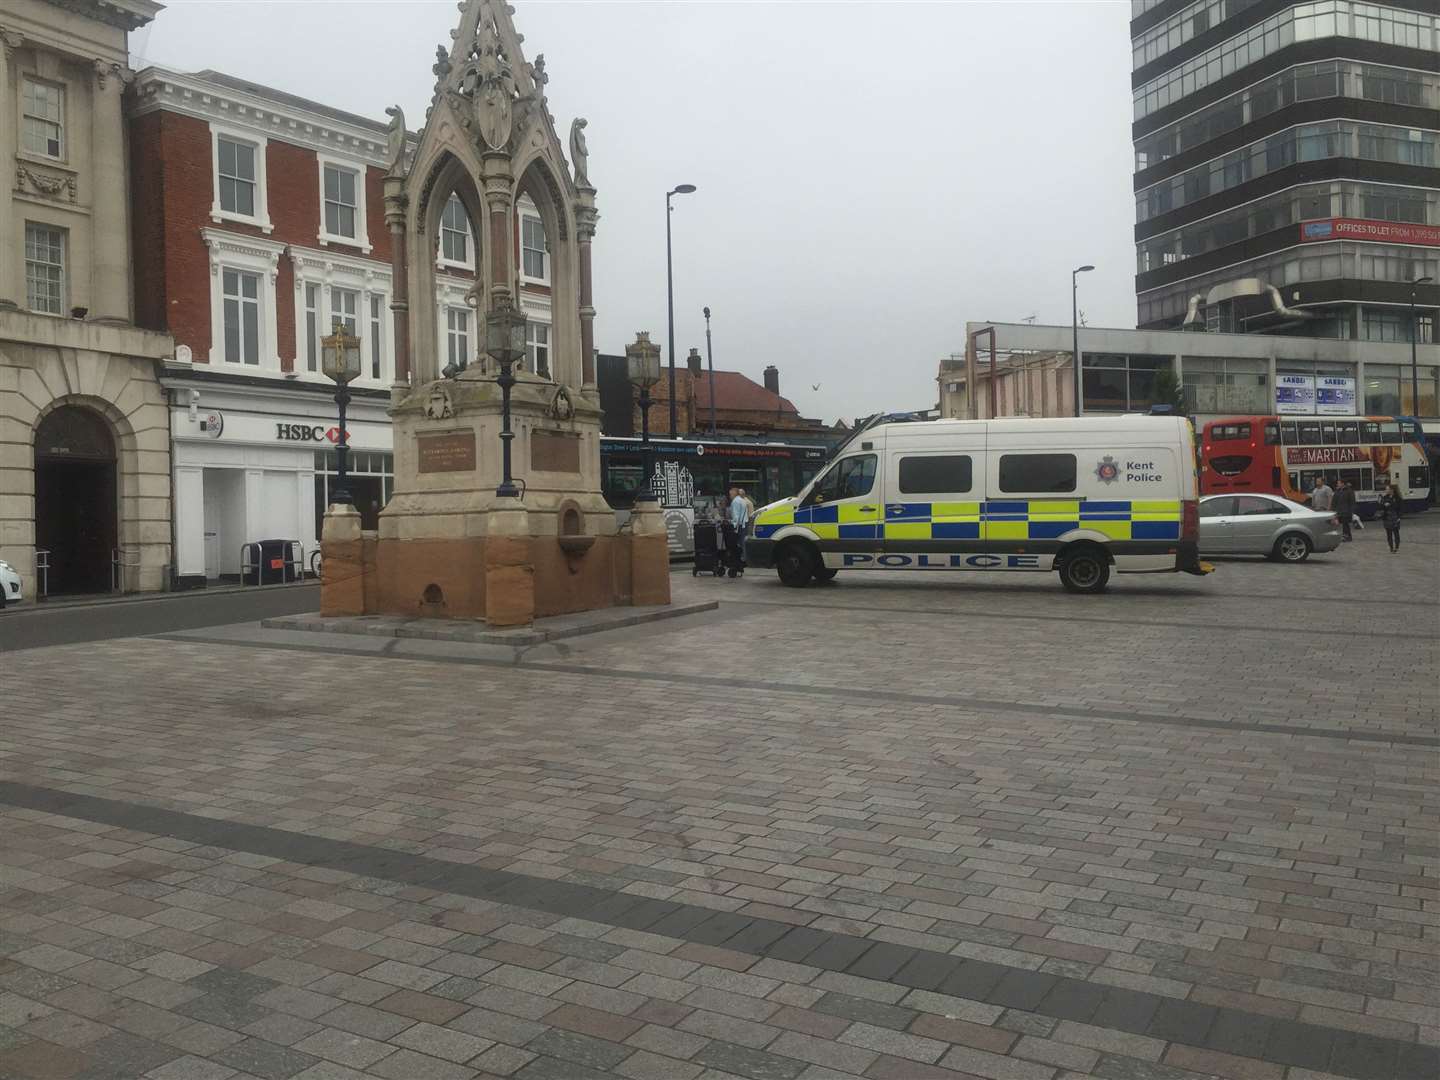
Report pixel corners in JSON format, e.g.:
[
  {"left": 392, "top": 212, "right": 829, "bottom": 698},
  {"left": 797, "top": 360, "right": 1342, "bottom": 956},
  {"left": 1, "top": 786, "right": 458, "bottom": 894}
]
[{"left": 133, "top": 0, "right": 1137, "bottom": 423}]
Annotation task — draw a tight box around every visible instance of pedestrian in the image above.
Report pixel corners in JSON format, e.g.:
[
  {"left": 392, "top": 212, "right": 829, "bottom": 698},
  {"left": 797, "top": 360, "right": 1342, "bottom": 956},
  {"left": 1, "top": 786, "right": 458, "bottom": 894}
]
[
  {"left": 740, "top": 488, "right": 756, "bottom": 518},
  {"left": 1332, "top": 477, "right": 1355, "bottom": 541},
  {"left": 1309, "top": 475, "right": 1333, "bottom": 512},
  {"left": 1379, "top": 482, "right": 1403, "bottom": 553},
  {"left": 723, "top": 486, "right": 747, "bottom": 577}
]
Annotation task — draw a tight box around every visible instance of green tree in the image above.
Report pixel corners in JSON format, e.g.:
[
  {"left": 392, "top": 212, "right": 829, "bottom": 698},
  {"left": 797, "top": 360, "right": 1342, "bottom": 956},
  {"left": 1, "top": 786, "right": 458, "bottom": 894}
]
[{"left": 1152, "top": 366, "right": 1185, "bottom": 413}]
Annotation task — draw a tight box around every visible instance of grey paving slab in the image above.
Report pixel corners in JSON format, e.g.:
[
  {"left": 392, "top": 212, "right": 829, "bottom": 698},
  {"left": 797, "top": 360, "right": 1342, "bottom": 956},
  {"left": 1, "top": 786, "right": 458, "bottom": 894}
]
[{"left": 0, "top": 522, "right": 1436, "bottom": 1080}]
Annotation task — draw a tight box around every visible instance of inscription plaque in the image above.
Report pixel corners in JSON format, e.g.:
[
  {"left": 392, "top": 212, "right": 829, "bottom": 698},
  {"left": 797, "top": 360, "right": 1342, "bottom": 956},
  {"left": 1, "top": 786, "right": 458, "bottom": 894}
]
[
  {"left": 531, "top": 430, "right": 581, "bottom": 474},
  {"left": 417, "top": 431, "right": 476, "bottom": 473}
]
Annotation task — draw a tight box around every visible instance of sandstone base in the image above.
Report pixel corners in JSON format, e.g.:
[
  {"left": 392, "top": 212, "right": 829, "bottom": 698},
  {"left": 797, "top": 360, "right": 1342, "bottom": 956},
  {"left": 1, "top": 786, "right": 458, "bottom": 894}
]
[{"left": 320, "top": 531, "right": 671, "bottom": 625}]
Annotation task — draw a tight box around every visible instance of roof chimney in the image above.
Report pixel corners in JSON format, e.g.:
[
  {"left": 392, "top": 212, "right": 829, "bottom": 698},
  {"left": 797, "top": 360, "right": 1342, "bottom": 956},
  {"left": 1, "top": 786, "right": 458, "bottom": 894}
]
[
  {"left": 687, "top": 347, "right": 702, "bottom": 376},
  {"left": 763, "top": 365, "right": 779, "bottom": 396}
]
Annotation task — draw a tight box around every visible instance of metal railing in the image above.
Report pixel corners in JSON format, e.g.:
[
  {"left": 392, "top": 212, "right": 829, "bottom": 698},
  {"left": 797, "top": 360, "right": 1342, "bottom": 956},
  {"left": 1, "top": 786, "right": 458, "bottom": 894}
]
[
  {"left": 34, "top": 548, "right": 50, "bottom": 600},
  {"left": 111, "top": 547, "right": 140, "bottom": 593}
]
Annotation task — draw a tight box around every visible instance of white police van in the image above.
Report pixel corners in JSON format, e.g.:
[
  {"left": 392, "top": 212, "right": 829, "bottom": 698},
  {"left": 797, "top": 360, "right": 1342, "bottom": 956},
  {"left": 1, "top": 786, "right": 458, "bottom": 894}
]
[{"left": 744, "top": 415, "right": 1208, "bottom": 593}]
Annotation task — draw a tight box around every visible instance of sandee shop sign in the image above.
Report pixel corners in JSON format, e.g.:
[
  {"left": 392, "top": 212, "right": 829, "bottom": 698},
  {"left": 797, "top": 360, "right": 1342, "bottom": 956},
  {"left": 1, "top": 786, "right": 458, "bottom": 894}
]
[{"left": 276, "top": 423, "right": 341, "bottom": 443}]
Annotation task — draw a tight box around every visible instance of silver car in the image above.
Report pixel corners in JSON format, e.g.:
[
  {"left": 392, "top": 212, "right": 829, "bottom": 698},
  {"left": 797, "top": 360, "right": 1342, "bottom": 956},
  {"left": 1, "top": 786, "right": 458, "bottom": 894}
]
[{"left": 1199, "top": 494, "right": 1342, "bottom": 563}]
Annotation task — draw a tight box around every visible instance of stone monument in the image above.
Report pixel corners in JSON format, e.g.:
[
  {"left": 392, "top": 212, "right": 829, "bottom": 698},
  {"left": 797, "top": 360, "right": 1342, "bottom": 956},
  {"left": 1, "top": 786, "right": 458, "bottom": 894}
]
[{"left": 320, "top": 0, "right": 669, "bottom": 625}]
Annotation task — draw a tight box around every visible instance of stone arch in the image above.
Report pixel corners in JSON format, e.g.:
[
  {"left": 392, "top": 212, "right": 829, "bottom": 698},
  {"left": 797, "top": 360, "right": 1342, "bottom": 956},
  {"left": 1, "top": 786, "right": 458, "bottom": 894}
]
[
  {"left": 31, "top": 396, "right": 136, "bottom": 595},
  {"left": 514, "top": 153, "right": 580, "bottom": 389},
  {"left": 410, "top": 148, "right": 488, "bottom": 384}
]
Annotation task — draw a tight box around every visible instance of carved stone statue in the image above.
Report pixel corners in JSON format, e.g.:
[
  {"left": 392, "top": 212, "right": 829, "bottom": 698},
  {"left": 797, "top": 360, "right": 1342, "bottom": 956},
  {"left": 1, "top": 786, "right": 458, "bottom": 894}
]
[
  {"left": 569, "top": 118, "right": 590, "bottom": 188},
  {"left": 432, "top": 45, "right": 452, "bottom": 82},
  {"left": 530, "top": 53, "right": 547, "bottom": 95},
  {"left": 384, "top": 106, "right": 407, "bottom": 175}
]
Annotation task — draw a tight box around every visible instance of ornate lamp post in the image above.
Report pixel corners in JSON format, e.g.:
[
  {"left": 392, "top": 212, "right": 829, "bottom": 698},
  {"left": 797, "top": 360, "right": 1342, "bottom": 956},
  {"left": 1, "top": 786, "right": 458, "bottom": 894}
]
[
  {"left": 666, "top": 183, "right": 696, "bottom": 438},
  {"left": 320, "top": 318, "right": 362, "bottom": 506},
  {"left": 627, "top": 332, "right": 662, "bottom": 504},
  {"left": 486, "top": 298, "right": 529, "bottom": 499}
]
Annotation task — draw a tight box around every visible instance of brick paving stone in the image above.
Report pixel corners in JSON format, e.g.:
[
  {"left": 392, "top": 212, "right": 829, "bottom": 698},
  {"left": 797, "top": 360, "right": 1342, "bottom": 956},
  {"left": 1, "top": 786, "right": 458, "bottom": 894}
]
[
  {"left": 368, "top": 1047, "right": 480, "bottom": 1080},
  {"left": 909, "top": 1013, "right": 1017, "bottom": 1054},
  {"left": 691, "top": 1039, "right": 808, "bottom": 1080},
  {"left": 625, "top": 1023, "right": 709, "bottom": 1061},
  {"left": 241, "top": 1013, "right": 322, "bottom": 1047},
  {"left": 1163, "top": 1042, "right": 1285, "bottom": 1079},
  {"left": 812, "top": 993, "right": 915, "bottom": 1032},
  {"left": 143, "top": 1055, "right": 241, "bottom": 1080},
  {"left": 389, "top": 1020, "right": 493, "bottom": 1063},
  {"left": 837, "top": 1021, "right": 947, "bottom": 1064},
  {"left": 213, "top": 1037, "right": 320, "bottom": 1080},
  {"left": 292, "top": 1027, "right": 398, "bottom": 1069},
  {"left": 314, "top": 1002, "right": 416, "bottom": 1041},
  {"left": 768, "top": 1031, "right": 880, "bottom": 1075},
  {"left": 0, "top": 1038, "right": 93, "bottom": 1079},
  {"left": 678, "top": 1008, "right": 782, "bottom": 1050},
  {"left": 1012, "top": 1034, "right": 1099, "bottom": 1072},
  {"left": 470, "top": 1043, "right": 537, "bottom": 1077},
  {"left": 526, "top": 1027, "right": 635, "bottom": 1071}
]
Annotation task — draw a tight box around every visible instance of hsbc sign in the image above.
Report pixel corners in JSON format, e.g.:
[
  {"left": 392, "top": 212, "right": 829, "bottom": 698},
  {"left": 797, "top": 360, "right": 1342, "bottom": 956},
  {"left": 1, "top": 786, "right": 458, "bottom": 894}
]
[{"left": 276, "top": 423, "right": 339, "bottom": 443}]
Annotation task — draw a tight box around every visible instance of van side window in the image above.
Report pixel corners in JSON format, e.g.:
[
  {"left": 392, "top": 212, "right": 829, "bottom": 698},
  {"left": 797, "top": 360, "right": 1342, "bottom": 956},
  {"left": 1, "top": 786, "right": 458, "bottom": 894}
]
[
  {"left": 898, "top": 455, "right": 972, "bottom": 495},
  {"left": 808, "top": 454, "right": 876, "bottom": 504},
  {"left": 998, "top": 453, "right": 1076, "bottom": 494}
]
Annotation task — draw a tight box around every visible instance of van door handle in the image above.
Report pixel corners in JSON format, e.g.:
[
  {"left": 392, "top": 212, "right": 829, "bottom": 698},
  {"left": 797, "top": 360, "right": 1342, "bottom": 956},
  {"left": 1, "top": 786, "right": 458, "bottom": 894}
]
[{"left": 859, "top": 505, "right": 878, "bottom": 512}]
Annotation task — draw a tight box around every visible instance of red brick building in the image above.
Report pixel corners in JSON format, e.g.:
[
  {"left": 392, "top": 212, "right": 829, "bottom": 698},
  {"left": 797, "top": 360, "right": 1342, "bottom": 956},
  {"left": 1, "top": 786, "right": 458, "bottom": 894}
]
[
  {"left": 127, "top": 67, "right": 554, "bottom": 585},
  {"left": 601, "top": 353, "right": 826, "bottom": 440}
]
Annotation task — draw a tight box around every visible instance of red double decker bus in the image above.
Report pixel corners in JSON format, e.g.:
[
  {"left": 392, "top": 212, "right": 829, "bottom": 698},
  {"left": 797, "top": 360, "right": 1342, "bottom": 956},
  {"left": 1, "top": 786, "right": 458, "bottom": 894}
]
[{"left": 1200, "top": 415, "right": 1432, "bottom": 515}]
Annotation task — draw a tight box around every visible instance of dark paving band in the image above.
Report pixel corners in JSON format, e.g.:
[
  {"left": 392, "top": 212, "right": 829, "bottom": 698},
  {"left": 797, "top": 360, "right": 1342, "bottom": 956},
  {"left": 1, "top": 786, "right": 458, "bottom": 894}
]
[
  {"left": 0, "top": 780, "right": 1431, "bottom": 1080},
  {"left": 153, "top": 633, "right": 1440, "bottom": 748}
]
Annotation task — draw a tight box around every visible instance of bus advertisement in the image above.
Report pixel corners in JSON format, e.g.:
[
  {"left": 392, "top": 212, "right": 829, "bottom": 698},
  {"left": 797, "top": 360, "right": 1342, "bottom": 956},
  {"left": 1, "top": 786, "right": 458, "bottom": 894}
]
[
  {"left": 1200, "top": 415, "right": 1432, "bottom": 514},
  {"left": 601, "top": 436, "right": 831, "bottom": 556}
]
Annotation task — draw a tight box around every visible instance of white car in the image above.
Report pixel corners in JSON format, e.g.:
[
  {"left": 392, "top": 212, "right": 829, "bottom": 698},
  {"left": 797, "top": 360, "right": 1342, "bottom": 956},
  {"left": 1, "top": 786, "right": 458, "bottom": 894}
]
[{"left": 0, "top": 559, "right": 21, "bottom": 609}]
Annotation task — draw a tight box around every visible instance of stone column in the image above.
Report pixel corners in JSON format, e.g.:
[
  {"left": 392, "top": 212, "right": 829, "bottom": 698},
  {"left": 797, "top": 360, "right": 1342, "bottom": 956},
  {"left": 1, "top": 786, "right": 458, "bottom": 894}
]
[
  {"left": 90, "top": 61, "right": 132, "bottom": 322},
  {"left": 481, "top": 153, "right": 514, "bottom": 309},
  {"left": 575, "top": 188, "right": 598, "bottom": 388},
  {"left": 628, "top": 501, "right": 671, "bottom": 608},
  {"left": 320, "top": 504, "right": 365, "bottom": 616},
  {"left": 384, "top": 179, "right": 410, "bottom": 391},
  {"left": 0, "top": 29, "right": 25, "bottom": 305},
  {"left": 484, "top": 502, "right": 533, "bottom": 627}
]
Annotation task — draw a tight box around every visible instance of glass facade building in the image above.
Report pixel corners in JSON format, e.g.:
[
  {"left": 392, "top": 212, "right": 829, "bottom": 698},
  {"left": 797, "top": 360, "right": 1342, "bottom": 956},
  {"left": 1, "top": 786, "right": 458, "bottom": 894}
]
[{"left": 1130, "top": 0, "right": 1439, "bottom": 342}]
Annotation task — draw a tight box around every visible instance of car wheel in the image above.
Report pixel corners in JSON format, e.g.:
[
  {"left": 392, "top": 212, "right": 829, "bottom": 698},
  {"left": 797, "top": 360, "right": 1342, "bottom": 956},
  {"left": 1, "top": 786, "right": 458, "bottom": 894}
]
[
  {"left": 1058, "top": 548, "right": 1110, "bottom": 594},
  {"left": 1273, "top": 533, "right": 1312, "bottom": 563},
  {"left": 776, "top": 542, "right": 816, "bottom": 588},
  {"left": 812, "top": 566, "right": 838, "bottom": 583}
]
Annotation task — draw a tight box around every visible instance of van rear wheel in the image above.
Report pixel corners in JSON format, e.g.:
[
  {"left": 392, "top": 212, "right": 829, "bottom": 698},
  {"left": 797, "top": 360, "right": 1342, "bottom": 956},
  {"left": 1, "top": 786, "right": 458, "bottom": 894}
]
[
  {"left": 1058, "top": 548, "right": 1110, "bottom": 594},
  {"left": 776, "top": 543, "right": 816, "bottom": 588},
  {"left": 812, "top": 566, "right": 838, "bottom": 584}
]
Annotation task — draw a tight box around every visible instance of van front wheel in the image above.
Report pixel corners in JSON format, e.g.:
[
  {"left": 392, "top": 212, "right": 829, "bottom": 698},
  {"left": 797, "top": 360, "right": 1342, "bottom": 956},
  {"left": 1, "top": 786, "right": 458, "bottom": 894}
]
[
  {"left": 1058, "top": 548, "right": 1110, "bottom": 594},
  {"left": 776, "top": 543, "right": 816, "bottom": 588},
  {"left": 812, "top": 566, "right": 838, "bottom": 583}
]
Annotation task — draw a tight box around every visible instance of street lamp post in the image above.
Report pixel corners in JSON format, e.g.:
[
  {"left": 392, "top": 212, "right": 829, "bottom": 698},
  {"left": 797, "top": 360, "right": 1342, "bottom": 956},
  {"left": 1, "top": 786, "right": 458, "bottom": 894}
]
[
  {"left": 320, "top": 318, "right": 362, "bottom": 506},
  {"left": 627, "top": 332, "right": 663, "bottom": 504},
  {"left": 666, "top": 183, "right": 696, "bottom": 438},
  {"left": 1411, "top": 275, "right": 1434, "bottom": 417},
  {"left": 703, "top": 306, "right": 717, "bottom": 435},
  {"left": 1072, "top": 264, "right": 1095, "bottom": 417},
  {"left": 485, "top": 298, "right": 529, "bottom": 499}
]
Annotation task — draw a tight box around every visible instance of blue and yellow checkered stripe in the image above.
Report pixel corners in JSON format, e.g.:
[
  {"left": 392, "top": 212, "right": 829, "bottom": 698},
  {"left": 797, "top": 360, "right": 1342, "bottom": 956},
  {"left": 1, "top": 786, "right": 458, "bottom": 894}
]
[{"left": 752, "top": 500, "right": 1181, "bottom": 541}]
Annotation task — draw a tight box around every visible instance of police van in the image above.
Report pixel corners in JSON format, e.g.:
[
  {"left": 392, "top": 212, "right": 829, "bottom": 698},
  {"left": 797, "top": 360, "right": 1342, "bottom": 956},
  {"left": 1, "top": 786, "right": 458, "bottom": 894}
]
[{"left": 744, "top": 415, "right": 1208, "bottom": 593}]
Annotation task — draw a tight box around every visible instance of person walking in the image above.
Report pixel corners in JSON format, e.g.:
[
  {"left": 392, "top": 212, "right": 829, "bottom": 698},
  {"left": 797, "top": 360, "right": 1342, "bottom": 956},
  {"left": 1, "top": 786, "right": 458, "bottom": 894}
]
[
  {"left": 1379, "top": 482, "right": 1403, "bottom": 553},
  {"left": 1310, "top": 476, "right": 1333, "bottom": 512},
  {"left": 1332, "top": 478, "right": 1356, "bottom": 541},
  {"left": 740, "top": 488, "right": 756, "bottom": 518}
]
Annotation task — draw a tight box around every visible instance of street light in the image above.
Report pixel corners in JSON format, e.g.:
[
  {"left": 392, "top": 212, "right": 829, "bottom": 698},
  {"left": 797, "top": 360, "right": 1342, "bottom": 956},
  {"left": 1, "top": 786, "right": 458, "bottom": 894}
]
[
  {"left": 320, "top": 318, "right": 362, "bottom": 507},
  {"left": 485, "top": 297, "right": 528, "bottom": 499},
  {"left": 703, "top": 306, "right": 717, "bottom": 435},
  {"left": 1411, "top": 275, "right": 1434, "bottom": 418},
  {"left": 666, "top": 183, "right": 697, "bottom": 438},
  {"left": 1072, "top": 265, "right": 1095, "bottom": 417},
  {"left": 626, "top": 331, "right": 662, "bottom": 503}
]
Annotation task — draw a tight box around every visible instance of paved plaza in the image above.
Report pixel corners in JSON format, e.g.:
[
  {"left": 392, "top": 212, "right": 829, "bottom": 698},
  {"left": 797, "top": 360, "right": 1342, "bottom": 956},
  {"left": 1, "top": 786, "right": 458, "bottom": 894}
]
[{"left": 0, "top": 516, "right": 1436, "bottom": 1080}]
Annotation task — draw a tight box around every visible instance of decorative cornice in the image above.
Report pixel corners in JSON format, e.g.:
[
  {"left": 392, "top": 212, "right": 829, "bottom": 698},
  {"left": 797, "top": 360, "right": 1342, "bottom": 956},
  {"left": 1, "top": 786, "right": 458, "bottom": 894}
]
[
  {"left": 92, "top": 58, "right": 131, "bottom": 90},
  {"left": 130, "top": 68, "right": 391, "bottom": 167},
  {"left": 200, "top": 226, "right": 286, "bottom": 283},
  {"left": 41, "top": 0, "right": 161, "bottom": 32},
  {"left": 0, "top": 27, "right": 23, "bottom": 60}
]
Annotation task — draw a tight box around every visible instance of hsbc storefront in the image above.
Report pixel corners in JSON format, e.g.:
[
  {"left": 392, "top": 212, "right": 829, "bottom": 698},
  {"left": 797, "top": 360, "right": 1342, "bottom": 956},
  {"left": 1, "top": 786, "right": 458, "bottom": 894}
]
[{"left": 166, "top": 381, "right": 393, "bottom": 587}]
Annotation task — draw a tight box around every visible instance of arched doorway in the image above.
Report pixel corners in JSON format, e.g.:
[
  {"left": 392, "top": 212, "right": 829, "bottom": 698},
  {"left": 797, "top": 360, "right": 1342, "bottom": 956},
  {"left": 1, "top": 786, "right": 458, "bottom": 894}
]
[{"left": 34, "top": 406, "right": 118, "bottom": 595}]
